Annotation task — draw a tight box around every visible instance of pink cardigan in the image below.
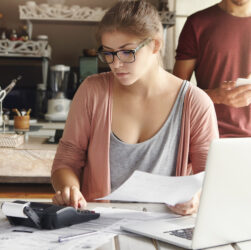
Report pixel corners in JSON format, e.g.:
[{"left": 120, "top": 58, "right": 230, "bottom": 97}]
[{"left": 51, "top": 72, "right": 219, "bottom": 201}]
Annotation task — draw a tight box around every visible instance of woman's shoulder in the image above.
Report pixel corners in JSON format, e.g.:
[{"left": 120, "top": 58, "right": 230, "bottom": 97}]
[
  {"left": 78, "top": 71, "right": 113, "bottom": 94},
  {"left": 185, "top": 82, "right": 214, "bottom": 111},
  {"left": 72, "top": 72, "right": 113, "bottom": 111}
]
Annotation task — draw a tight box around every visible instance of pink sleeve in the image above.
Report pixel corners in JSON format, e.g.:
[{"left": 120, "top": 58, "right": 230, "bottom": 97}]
[
  {"left": 175, "top": 17, "right": 198, "bottom": 60},
  {"left": 51, "top": 78, "right": 92, "bottom": 178},
  {"left": 189, "top": 87, "right": 219, "bottom": 173}
]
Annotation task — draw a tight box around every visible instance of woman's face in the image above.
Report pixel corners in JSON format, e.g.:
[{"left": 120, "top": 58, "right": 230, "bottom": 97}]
[{"left": 101, "top": 31, "right": 155, "bottom": 86}]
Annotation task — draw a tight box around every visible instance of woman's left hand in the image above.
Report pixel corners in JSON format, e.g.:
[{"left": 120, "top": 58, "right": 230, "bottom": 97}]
[{"left": 167, "top": 189, "right": 201, "bottom": 216}]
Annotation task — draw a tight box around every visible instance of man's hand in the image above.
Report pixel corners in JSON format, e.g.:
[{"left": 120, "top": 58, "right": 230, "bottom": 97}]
[
  {"left": 167, "top": 190, "right": 201, "bottom": 216},
  {"left": 206, "top": 80, "right": 251, "bottom": 108},
  {"left": 52, "top": 185, "right": 87, "bottom": 210}
]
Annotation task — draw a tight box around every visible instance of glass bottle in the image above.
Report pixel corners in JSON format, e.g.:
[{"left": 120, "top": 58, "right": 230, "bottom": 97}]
[
  {"left": 10, "top": 29, "right": 18, "bottom": 41},
  {"left": 20, "top": 25, "right": 29, "bottom": 41}
]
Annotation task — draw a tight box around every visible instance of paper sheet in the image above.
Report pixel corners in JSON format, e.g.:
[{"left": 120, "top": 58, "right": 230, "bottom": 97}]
[
  {"left": 0, "top": 228, "right": 115, "bottom": 250},
  {"left": 97, "top": 170, "right": 204, "bottom": 206},
  {"left": 92, "top": 206, "right": 180, "bottom": 235},
  {"left": 0, "top": 205, "right": 180, "bottom": 249},
  {"left": 0, "top": 216, "right": 115, "bottom": 250},
  {"left": 236, "top": 78, "right": 251, "bottom": 87}
]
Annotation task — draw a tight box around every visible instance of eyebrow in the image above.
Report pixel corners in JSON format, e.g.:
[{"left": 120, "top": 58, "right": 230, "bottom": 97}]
[{"left": 102, "top": 43, "right": 136, "bottom": 50}]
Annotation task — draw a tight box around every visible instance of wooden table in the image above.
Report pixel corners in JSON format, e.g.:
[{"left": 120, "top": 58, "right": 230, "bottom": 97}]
[{"left": 0, "top": 200, "right": 248, "bottom": 250}]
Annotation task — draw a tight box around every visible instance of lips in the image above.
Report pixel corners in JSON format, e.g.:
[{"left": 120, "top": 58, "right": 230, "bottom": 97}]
[{"left": 115, "top": 72, "right": 129, "bottom": 78}]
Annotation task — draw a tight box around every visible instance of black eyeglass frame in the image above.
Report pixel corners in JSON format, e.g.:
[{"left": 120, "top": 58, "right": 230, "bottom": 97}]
[{"left": 97, "top": 38, "right": 152, "bottom": 64}]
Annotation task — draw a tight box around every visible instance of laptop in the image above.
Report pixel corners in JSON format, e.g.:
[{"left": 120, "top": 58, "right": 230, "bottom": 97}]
[{"left": 121, "top": 138, "right": 251, "bottom": 249}]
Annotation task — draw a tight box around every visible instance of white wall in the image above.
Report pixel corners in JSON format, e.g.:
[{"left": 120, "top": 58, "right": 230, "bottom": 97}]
[{"left": 165, "top": 0, "right": 219, "bottom": 80}]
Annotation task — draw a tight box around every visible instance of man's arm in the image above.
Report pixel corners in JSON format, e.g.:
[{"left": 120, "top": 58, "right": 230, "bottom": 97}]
[
  {"left": 173, "top": 59, "right": 196, "bottom": 81},
  {"left": 172, "top": 60, "right": 223, "bottom": 102},
  {"left": 173, "top": 60, "right": 251, "bottom": 107},
  {"left": 173, "top": 59, "right": 224, "bottom": 104}
]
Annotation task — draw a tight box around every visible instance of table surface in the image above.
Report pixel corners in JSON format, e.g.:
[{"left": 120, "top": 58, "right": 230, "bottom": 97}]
[
  {"left": 0, "top": 135, "right": 57, "bottom": 183},
  {"left": 15, "top": 136, "right": 58, "bottom": 150},
  {"left": 0, "top": 200, "right": 249, "bottom": 250},
  {"left": 0, "top": 120, "right": 250, "bottom": 249}
]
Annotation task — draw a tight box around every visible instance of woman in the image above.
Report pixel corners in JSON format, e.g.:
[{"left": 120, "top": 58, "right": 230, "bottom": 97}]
[{"left": 51, "top": 0, "right": 219, "bottom": 215}]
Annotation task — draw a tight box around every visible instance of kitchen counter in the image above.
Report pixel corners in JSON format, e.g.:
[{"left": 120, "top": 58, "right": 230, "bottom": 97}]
[
  {"left": 0, "top": 121, "right": 64, "bottom": 184},
  {"left": 2, "top": 120, "right": 65, "bottom": 138}
]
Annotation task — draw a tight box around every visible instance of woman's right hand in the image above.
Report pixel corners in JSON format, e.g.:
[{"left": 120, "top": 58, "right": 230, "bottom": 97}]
[{"left": 52, "top": 185, "right": 87, "bottom": 210}]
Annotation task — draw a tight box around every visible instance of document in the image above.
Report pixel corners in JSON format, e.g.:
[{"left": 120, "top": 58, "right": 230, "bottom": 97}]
[
  {"left": 97, "top": 170, "right": 204, "bottom": 206},
  {"left": 92, "top": 206, "right": 180, "bottom": 235},
  {"left": 0, "top": 205, "right": 179, "bottom": 249},
  {"left": 236, "top": 78, "right": 251, "bottom": 87},
  {"left": 0, "top": 215, "right": 115, "bottom": 250}
]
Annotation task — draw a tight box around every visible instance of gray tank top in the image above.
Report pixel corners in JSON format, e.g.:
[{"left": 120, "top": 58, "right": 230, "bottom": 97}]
[{"left": 110, "top": 81, "right": 189, "bottom": 191}]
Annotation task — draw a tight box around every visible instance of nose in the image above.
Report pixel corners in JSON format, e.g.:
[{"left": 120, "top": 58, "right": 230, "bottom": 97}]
[{"left": 112, "top": 55, "right": 123, "bottom": 69}]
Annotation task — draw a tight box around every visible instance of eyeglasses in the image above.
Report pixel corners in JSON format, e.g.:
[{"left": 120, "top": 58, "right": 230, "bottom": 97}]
[{"left": 97, "top": 38, "right": 152, "bottom": 64}]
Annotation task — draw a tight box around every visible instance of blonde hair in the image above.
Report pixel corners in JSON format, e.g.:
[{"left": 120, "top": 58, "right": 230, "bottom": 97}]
[{"left": 96, "top": 0, "right": 163, "bottom": 46}]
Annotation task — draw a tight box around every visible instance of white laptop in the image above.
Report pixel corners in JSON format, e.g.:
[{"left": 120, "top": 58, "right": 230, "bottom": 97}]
[{"left": 121, "top": 138, "right": 251, "bottom": 249}]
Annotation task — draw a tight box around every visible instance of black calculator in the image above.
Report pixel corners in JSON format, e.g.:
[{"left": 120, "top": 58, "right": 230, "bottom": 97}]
[{"left": 2, "top": 200, "right": 100, "bottom": 230}]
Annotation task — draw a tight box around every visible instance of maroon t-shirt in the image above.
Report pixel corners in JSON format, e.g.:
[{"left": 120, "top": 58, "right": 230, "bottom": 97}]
[{"left": 176, "top": 4, "right": 251, "bottom": 137}]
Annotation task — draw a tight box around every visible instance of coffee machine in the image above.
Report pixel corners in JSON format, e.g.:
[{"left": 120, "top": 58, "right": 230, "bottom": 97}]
[{"left": 45, "top": 64, "right": 71, "bottom": 121}]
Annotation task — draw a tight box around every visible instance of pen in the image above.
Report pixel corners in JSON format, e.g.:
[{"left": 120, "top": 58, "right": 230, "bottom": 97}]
[
  {"left": 12, "top": 229, "right": 33, "bottom": 233},
  {"left": 26, "top": 108, "right": 32, "bottom": 116},
  {"left": 12, "top": 108, "right": 21, "bottom": 116},
  {"left": 58, "top": 230, "right": 97, "bottom": 243}
]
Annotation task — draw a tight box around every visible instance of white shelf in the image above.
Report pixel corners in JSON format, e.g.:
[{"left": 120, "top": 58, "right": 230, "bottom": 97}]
[
  {"left": 18, "top": 2, "right": 174, "bottom": 26},
  {"left": 19, "top": 2, "right": 108, "bottom": 22},
  {"left": 0, "top": 39, "right": 51, "bottom": 58}
]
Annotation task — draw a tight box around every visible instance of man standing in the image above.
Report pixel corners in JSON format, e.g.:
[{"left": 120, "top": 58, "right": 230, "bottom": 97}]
[{"left": 173, "top": 0, "right": 251, "bottom": 137}]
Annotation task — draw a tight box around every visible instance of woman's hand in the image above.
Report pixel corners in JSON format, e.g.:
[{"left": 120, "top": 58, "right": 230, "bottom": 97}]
[
  {"left": 52, "top": 185, "right": 87, "bottom": 210},
  {"left": 167, "top": 190, "right": 201, "bottom": 216}
]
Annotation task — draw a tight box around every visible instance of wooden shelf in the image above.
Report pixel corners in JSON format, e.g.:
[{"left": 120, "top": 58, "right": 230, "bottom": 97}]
[{"left": 0, "top": 183, "right": 54, "bottom": 199}]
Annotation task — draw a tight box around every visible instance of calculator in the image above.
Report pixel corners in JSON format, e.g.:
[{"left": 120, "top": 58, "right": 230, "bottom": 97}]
[{"left": 1, "top": 200, "right": 100, "bottom": 229}]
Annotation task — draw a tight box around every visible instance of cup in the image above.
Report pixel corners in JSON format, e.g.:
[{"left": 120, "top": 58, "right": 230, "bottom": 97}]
[{"left": 14, "top": 115, "right": 30, "bottom": 131}]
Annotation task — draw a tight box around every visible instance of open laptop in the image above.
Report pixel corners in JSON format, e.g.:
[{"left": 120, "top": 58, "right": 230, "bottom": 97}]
[{"left": 121, "top": 138, "right": 251, "bottom": 249}]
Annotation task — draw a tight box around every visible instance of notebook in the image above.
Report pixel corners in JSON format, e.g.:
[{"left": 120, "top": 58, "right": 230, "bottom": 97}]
[{"left": 121, "top": 138, "right": 251, "bottom": 249}]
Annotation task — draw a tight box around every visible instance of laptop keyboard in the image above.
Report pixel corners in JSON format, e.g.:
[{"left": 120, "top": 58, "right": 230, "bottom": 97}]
[{"left": 165, "top": 227, "right": 194, "bottom": 240}]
